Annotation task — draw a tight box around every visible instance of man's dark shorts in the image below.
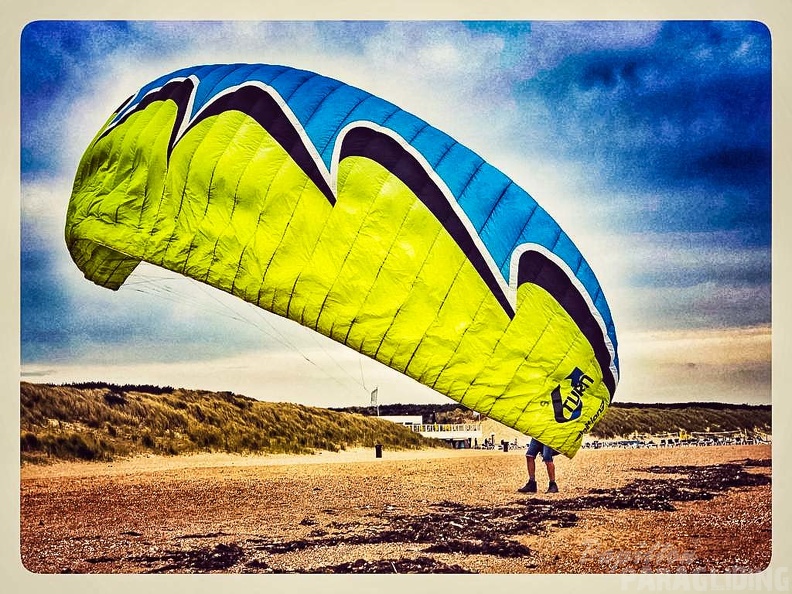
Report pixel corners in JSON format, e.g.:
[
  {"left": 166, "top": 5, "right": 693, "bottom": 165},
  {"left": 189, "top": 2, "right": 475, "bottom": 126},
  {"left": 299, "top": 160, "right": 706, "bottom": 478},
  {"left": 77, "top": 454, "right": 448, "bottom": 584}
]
[{"left": 526, "top": 438, "right": 558, "bottom": 462}]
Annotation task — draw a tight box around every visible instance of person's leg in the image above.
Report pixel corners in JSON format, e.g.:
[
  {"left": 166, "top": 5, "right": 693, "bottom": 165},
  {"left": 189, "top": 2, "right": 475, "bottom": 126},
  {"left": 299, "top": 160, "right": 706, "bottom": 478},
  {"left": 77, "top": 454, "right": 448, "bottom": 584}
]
[
  {"left": 527, "top": 454, "right": 536, "bottom": 480},
  {"left": 545, "top": 459, "right": 555, "bottom": 482},
  {"left": 518, "top": 440, "right": 540, "bottom": 492},
  {"left": 543, "top": 445, "right": 559, "bottom": 492},
  {"left": 526, "top": 439, "right": 540, "bottom": 480}
]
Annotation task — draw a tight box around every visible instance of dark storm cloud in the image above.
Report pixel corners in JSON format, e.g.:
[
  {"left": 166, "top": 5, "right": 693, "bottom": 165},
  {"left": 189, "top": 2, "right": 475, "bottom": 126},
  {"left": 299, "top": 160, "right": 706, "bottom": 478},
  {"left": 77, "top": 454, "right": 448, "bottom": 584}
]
[
  {"left": 516, "top": 21, "right": 771, "bottom": 247},
  {"left": 20, "top": 21, "right": 137, "bottom": 180}
]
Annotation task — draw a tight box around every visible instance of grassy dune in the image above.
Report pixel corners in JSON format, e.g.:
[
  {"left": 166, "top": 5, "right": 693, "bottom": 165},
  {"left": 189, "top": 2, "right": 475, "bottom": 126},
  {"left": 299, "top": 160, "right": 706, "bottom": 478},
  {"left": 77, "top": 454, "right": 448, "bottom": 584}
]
[
  {"left": 347, "top": 401, "right": 771, "bottom": 440},
  {"left": 593, "top": 402, "right": 771, "bottom": 438},
  {"left": 20, "top": 382, "right": 771, "bottom": 464},
  {"left": 20, "top": 382, "right": 445, "bottom": 464}
]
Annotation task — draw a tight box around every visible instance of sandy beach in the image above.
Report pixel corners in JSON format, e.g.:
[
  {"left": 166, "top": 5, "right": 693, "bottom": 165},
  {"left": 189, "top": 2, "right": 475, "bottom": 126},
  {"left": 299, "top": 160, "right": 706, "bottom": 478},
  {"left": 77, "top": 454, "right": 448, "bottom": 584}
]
[{"left": 19, "top": 443, "right": 771, "bottom": 574}]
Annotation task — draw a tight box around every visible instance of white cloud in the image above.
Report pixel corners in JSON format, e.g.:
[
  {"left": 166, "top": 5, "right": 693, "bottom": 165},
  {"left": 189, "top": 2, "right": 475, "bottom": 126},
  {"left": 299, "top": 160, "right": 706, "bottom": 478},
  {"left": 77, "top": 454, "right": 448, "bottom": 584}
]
[
  {"left": 21, "top": 342, "right": 450, "bottom": 408},
  {"left": 616, "top": 325, "right": 771, "bottom": 404},
  {"left": 515, "top": 21, "right": 663, "bottom": 79},
  {"left": 23, "top": 322, "right": 772, "bottom": 407}
]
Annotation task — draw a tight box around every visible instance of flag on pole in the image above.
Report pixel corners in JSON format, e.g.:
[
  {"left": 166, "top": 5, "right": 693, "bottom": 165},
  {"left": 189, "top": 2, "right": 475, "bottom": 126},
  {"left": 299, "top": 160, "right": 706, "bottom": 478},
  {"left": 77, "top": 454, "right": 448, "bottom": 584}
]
[{"left": 370, "top": 387, "right": 378, "bottom": 407}]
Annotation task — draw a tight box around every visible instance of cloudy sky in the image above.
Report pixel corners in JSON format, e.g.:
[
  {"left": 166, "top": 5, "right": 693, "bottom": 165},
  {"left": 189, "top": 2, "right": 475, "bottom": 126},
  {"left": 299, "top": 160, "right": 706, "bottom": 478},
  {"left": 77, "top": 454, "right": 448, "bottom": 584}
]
[{"left": 19, "top": 20, "right": 772, "bottom": 407}]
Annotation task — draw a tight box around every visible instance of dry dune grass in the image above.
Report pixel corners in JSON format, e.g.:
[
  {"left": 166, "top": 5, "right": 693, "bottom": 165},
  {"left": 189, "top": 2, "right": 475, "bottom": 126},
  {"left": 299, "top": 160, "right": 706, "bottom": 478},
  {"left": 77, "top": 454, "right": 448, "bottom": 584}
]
[{"left": 20, "top": 443, "right": 771, "bottom": 574}]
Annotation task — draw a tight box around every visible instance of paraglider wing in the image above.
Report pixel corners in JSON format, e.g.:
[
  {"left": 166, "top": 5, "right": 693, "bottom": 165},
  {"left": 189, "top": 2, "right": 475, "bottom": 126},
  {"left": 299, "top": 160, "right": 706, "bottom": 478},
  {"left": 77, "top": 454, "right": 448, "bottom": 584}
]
[{"left": 66, "top": 63, "right": 619, "bottom": 457}]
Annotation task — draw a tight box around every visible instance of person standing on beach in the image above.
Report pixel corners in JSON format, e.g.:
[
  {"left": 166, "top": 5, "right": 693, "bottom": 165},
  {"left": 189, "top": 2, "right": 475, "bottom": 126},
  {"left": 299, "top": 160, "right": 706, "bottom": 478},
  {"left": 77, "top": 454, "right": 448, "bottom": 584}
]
[{"left": 518, "top": 438, "right": 559, "bottom": 493}]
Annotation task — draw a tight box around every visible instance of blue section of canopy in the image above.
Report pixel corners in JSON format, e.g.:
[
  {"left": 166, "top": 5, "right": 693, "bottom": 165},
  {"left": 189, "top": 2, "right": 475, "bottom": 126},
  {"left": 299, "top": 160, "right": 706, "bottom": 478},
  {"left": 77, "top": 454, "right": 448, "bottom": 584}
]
[{"left": 118, "top": 63, "right": 619, "bottom": 370}]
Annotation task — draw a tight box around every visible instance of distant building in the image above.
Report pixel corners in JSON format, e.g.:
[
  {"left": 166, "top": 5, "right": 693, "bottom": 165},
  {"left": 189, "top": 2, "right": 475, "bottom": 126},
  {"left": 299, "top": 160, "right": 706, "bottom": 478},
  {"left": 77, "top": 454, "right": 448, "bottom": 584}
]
[{"left": 378, "top": 415, "right": 482, "bottom": 448}]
